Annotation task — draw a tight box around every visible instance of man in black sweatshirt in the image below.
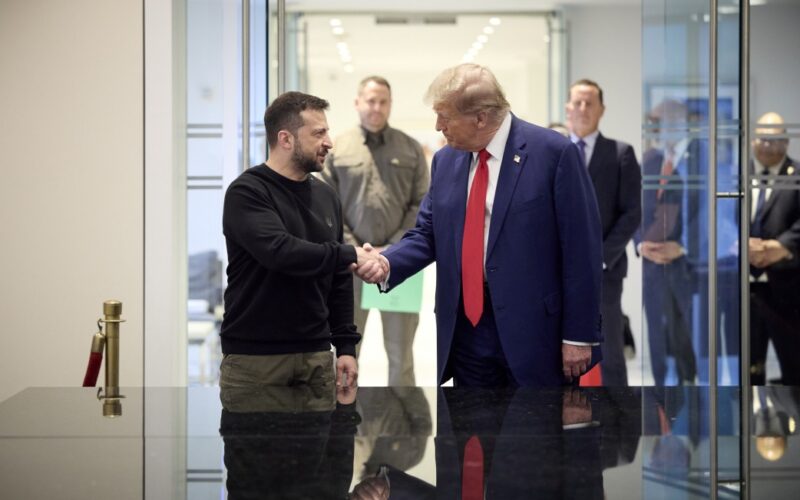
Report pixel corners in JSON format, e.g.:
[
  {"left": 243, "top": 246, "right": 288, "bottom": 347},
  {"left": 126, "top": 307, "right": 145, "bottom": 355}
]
[{"left": 220, "top": 91, "right": 386, "bottom": 390}]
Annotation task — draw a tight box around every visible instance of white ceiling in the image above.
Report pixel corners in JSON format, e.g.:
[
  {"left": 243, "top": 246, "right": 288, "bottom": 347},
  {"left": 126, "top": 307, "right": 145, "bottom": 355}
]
[
  {"left": 285, "top": 0, "right": 639, "bottom": 13},
  {"left": 301, "top": 13, "right": 549, "bottom": 71}
]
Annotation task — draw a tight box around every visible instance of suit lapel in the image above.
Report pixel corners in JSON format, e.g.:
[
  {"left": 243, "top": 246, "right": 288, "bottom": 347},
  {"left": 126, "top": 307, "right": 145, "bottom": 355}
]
[
  {"left": 587, "top": 134, "right": 607, "bottom": 183},
  {"left": 452, "top": 149, "right": 472, "bottom": 267},
  {"left": 486, "top": 117, "right": 527, "bottom": 260},
  {"left": 759, "top": 157, "right": 794, "bottom": 221}
]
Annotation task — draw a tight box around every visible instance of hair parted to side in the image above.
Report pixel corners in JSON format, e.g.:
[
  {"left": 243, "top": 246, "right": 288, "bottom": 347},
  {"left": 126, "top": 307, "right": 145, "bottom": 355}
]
[
  {"left": 570, "top": 78, "right": 604, "bottom": 105},
  {"left": 264, "top": 91, "right": 329, "bottom": 147},
  {"left": 358, "top": 75, "right": 391, "bottom": 94},
  {"left": 424, "top": 64, "right": 510, "bottom": 124}
]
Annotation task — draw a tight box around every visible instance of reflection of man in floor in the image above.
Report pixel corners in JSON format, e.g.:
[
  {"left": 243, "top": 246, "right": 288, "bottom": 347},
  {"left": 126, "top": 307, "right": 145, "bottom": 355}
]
[
  {"left": 219, "top": 384, "right": 360, "bottom": 499},
  {"left": 353, "top": 387, "right": 432, "bottom": 480},
  {"left": 638, "top": 100, "right": 697, "bottom": 385},
  {"left": 436, "top": 387, "right": 604, "bottom": 498},
  {"left": 749, "top": 112, "right": 800, "bottom": 385},
  {"left": 753, "top": 386, "right": 800, "bottom": 462}
]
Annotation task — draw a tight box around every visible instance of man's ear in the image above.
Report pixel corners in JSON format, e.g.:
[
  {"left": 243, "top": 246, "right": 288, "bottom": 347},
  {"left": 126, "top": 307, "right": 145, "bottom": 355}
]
[
  {"left": 276, "top": 130, "right": 293, "bottom": 150},
  {"left": 475, "top": 111, "right": 489, "bottom": 129}
]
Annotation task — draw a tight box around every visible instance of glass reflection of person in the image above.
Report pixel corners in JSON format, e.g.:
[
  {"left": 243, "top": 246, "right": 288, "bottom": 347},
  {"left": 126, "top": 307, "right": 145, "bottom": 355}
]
[
  {"left": 354, "top": 387, "right": 432, "bottom": 480},
  {"left": 638, "top": 99, "right": 697, "bottom": 385},
  {"left": 748, "top": 112, "right": 800, "bottom": 385},
  {"left": 753, "top": 386, "right": 800, "bottom": 462},
  {"left": 219, "top": 384, "right": 361, "bottom": 499},
  {"left": 436, "top": 387, "right": 604, "bottom": 498}
]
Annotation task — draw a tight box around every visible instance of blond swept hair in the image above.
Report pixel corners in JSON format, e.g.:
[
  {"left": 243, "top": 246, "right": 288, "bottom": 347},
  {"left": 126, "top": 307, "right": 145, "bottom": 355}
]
[{"left": 425, "top": 64, "right": 510, "bottom": 125}]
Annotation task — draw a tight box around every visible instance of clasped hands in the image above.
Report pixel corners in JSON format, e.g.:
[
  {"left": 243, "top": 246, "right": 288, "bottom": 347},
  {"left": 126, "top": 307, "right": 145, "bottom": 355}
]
[
  {"left": 352, "top": 243, "right": 390, "bottom": 284},
  {"left": 641, "top": 240, "right": 684, "bottom": 264},
  {"left": 749, "top": 237, "right": 791, "bottom": 268}
]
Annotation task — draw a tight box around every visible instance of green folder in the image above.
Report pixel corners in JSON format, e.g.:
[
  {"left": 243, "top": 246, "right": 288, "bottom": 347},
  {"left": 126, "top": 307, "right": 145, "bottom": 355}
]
[{"left": 360, "top": 271, "right": 423, "bottom": 313}]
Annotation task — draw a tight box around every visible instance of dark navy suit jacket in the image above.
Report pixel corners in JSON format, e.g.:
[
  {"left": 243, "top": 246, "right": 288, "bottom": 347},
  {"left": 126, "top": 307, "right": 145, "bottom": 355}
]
[
  {"left": 753, "top": 156, "right": 800, "bottom": 294},
  {"left": 587, "top": 133, "right": 642, "bottom": 282},
  {"left": 382, "top": 115, "right": 603, "bottom": 386}
]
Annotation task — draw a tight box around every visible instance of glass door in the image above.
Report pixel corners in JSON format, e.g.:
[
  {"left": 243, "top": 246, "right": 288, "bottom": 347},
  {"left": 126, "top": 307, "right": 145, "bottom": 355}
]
[
  {"left": 746, "top": 0, "right": 800, "bottom": 498},
  {"left": 185, "top": 0, "right": 271, "bottom": 386},
  {"left": 640, "top": 0, "right": 743, "bottom": 497}
]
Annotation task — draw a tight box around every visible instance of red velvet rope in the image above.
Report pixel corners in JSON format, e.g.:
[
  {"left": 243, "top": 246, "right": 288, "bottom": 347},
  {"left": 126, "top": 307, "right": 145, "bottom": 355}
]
[{"left": 82, "top": 351, "right": 103, "bottom": 387}]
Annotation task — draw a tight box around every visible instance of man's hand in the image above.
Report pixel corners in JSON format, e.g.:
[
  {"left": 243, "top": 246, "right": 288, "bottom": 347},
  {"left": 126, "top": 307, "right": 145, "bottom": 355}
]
[
  {"left": 336, "top": 354, "right": 358, "bottom": 389},
  {"left": 641, "top": 241, "right": 684, "bottom": 264},
  {"left": 350, "top": 476, "right": 390, "bottom": 500},
  {"left": 353, "top": 243, "right": 390, "bottom": 284},
  {"left": 562, "top": 387, "right": 592, "bottom": 427},
  {"left": 336, "top": 384, "right": 358, "bottom": 405},
  {"left": 751, "top": 238, "right": 791, "bottom": 268},
  {"left": 562, "top": 344, "right": 591, "bottom": 382}
]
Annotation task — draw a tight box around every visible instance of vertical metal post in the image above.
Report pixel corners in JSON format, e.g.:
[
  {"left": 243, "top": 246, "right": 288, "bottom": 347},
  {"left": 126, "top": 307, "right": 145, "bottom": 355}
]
[
  {"left": 104, "top": 300, "right": 122, "bottom": 397},
  {"left": 242, "top": 0, "right": 250, "bottom": 172},
  {"left": 739, "top": 0, "right": 752, "bottom": 497},
  {"left": 101, "top": 300, "right": 123, "bottom": 417},
  {"left": 709, "top": 0, "right": 719, "bottom": 498},
  {"left": 277, "top": 0, "right": 286, "bottom": 95}
]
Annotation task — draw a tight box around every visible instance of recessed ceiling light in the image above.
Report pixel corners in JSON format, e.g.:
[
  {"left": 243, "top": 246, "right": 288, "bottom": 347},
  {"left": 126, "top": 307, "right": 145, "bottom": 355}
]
[
  {"left": 332, "top": 26, "right": 344, "bottom": 35},
  {"left": 483, "top": 26, "right": 495, "bottom": 35},
  {"left": 329, "top": 18, "right": 342, "bottom": 27},
  {"left": 489, "top": 17, "right": 501, "bottom": 26}
]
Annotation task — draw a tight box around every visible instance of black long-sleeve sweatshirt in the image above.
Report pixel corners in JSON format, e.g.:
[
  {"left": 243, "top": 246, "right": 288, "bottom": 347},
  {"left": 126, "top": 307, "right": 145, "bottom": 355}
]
[{"left": 220, "top": 164, "right": 360, "bottom": 357}]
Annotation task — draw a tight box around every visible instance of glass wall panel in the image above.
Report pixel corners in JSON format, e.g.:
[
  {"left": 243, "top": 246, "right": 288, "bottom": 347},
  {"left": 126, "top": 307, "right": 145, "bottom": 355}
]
[
  {"left": 641, "top": 1, "right": 743, "bottom": 385},
  {"left": 185, "top": 0, "right": 270, "bottom": 386},
  {"left": 641, "top": 0, "right": 743, "bottom": 495},
  {"left": 748, "top": 0, "right": 800, "bottom": 495}
]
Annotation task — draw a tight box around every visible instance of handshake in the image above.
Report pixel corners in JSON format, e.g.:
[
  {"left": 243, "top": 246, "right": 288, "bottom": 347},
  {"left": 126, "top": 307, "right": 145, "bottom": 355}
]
[{"left": 351, "top": 243, "right": 390, "bottom": 284}]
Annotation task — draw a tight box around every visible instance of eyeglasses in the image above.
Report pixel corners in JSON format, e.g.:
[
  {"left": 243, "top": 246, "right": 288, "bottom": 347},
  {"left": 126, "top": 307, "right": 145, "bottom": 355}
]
[{"left": 754, "top": 137, "right": 787, "bottom": 146}]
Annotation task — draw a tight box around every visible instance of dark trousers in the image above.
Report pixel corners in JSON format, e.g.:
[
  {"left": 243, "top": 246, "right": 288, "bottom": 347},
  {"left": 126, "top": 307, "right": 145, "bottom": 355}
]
[
  {"left": 600, "top": 278, "right": 628, "bottom": 386},
  {"left": 643, "top": 259, "right": 697, "bottom": 385},
  {"left": 448, "top": 285, "right": 518, "bottom": 388},
  {"left": 750, "top": 282, "right": 800, "bottom": 385}
]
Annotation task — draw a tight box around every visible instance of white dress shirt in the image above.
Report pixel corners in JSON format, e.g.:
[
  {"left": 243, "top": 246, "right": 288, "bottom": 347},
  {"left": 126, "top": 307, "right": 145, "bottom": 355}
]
[
  {"left": 466, "top": 112, "right": 512, "bottom": 263},
  {"left": 750, "top": 155, "right": 787, "bottom": 283}
]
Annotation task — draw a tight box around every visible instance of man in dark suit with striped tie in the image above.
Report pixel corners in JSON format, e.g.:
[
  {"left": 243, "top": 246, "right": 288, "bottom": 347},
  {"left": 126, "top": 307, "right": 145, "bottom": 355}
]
[
  {"left": 749, "top": 112, "right": 800, "bottom": 385},
  {"left": 566, "top": 79, "right": 642, "bottom": 386}
]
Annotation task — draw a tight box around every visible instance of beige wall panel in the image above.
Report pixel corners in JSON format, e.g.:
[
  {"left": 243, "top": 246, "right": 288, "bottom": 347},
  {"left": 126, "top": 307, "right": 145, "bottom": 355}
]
[{"left": 0, "top": 0, "right": 144, "bottom": 402}]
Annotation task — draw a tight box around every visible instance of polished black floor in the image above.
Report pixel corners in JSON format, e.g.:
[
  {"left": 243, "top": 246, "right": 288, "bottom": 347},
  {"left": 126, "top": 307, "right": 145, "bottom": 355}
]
[{"left": 1, "top": 385, "right": 799, "bottom": 499}]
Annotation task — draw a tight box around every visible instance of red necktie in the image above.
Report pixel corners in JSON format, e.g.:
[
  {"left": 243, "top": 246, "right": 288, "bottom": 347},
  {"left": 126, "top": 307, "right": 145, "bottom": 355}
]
[
  {"left": 656, "top": 153, "right": 674, "bottom": 200},
  {"left": 462, "top": 149, "right": 490, "bottom": 327},
  {"left": 462, "top": 435, "right": 484, "bottom": 500}
]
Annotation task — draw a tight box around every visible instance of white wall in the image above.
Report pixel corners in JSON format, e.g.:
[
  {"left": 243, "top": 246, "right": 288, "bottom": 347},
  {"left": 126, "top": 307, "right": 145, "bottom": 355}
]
[
  {"left": 564, "top": 3, "right": 644, "bottom": 382},
  {"left": 751, "top": 2, "right": 800, "bottom": 159},
  {"left": 0, "top": 0, "right": 144, "bottom": 402}
]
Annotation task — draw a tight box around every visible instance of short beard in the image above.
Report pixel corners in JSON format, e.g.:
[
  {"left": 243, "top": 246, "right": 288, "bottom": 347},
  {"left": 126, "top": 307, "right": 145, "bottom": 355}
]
[{"left": 292, "top": 145, "right": 322, "bottom": 174}]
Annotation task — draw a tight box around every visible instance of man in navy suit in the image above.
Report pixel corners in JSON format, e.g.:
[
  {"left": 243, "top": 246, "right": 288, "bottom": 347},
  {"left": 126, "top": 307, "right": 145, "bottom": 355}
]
[
  {"left": 638, "top": 100, "right": 699, "bottom": 386},
  {"left": 749, "top": 112, "right": 800, "bottom": 385},
  {"left": 357, "top": 64, "right": 603, "bottom": 387},
  {"left": 565, "top": 79, "right": 642, "bottom": 386}
]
